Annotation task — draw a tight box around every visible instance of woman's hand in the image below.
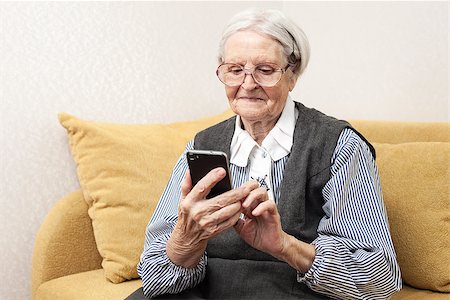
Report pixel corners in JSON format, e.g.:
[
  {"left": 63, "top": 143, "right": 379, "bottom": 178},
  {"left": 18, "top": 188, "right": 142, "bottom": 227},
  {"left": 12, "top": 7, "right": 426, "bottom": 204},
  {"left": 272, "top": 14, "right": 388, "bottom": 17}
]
[
  {"left": 234, "top": 186, "right": 286, "bottom": 257},
  {"left": 166, "top": 168, "right": 258, "bottom": 268},
  {"left": 234, "top": 185, "right": 316, "bottom": 273}
]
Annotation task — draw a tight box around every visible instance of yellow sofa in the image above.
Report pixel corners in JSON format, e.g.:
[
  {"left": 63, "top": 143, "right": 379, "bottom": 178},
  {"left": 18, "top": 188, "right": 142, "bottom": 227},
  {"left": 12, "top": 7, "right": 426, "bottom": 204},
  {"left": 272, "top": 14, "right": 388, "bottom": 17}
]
[{"left": 32, "top": 111, "right": 449, "bottom": 299}]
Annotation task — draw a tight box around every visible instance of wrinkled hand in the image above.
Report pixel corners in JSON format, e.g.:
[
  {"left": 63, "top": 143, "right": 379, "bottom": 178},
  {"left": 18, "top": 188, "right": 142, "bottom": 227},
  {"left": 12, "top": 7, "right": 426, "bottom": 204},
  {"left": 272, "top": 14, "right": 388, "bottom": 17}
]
[
  {"left": 167, "top": 168, "right": 258, "bottom": 268},
  {"left": 234, "top": 184, "right": 316, "bottom": 273},
  {"left": 234, "top": 186, "right": 287, "bottom": 258}
]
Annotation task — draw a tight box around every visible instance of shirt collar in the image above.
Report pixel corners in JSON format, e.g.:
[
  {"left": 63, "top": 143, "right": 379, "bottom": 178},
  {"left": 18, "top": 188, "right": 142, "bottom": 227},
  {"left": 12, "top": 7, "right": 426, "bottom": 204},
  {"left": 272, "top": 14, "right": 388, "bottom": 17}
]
[{"left": 230, "top": 96, "right": 298, "bottom": 167}]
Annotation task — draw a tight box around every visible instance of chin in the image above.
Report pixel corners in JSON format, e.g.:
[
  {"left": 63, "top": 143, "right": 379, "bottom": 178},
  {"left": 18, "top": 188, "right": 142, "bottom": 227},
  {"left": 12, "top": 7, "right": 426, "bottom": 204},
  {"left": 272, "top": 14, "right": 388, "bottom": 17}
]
[
  {"left": 230, "top": 99, "right": 269, "bottom": 120},
  {"left": 235, "top": 108, "right": 267, "bottom": 122}
]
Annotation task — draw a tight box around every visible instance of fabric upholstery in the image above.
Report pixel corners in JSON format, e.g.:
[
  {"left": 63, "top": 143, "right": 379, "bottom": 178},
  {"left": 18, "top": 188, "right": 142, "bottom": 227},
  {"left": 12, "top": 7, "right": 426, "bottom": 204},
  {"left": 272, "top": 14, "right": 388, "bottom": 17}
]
[
  {"left": 35, "top": 270, "right": 447, "bottom": 300},
  {"left": 58, "top": 110, "right": 234, "bottom": 283},
  {"left": 32, "top": 112, "right": 450, "bottom": 299},
  {"left": 391, "top": 285, "right": 450, "bottom": 300},
  {"left": 36, "top": 269, "right": 141, "bottom": 300},
  {"left": 350, "top": 120, "right": 449, "bottom": 143},
  {"left": 31, "top": 190, "right": 102, "bottom": 299},
  {"left": 32, "top": 185, "right": 450, "bottom": 300},
  {"left": 374, "top": 142, "right": 450, "bottom": 292}
]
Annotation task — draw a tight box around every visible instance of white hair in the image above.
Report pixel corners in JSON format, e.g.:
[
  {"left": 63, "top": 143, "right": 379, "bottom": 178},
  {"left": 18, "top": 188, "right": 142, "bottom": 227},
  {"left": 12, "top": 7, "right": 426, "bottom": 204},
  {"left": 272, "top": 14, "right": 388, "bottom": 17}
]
[{"left": 218, "top": 8, "right": 311, "bottom": 79}]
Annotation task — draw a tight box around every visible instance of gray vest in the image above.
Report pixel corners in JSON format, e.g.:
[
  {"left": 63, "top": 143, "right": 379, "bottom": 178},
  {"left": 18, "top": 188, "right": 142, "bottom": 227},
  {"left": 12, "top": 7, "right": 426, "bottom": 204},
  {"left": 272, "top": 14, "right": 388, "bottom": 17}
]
[{"left": 193, "top": 102, "right": 374, "bottom": 299}]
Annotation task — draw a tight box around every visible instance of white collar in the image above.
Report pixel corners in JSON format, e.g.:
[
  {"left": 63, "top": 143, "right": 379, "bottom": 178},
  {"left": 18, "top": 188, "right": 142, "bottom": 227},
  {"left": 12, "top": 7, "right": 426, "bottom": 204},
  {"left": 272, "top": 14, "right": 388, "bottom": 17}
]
[{"left": 230, "top": 96, "right": 298, "bottom": 167}]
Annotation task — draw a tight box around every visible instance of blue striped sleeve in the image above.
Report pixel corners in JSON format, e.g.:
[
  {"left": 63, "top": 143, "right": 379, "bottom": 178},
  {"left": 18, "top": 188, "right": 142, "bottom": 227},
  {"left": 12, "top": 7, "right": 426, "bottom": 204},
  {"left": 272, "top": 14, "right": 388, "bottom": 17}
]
[
  {"left": 298, "top": 128, "right": 402, "bottom": 299},
  {"left": 148, "top": 140, "right": 193, "bottom": 224},
  {"left": 137, "top": 140, "right": 207, "bottom": 298}
]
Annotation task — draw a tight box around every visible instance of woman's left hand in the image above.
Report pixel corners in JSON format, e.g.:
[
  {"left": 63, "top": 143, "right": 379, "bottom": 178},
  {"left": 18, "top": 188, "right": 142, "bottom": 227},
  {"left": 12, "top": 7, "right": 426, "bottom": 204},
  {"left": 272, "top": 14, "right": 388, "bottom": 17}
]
[
  {"left": 234, "top": 184, "right": 316, "bottom": 273},
  {"left": 234, "top": 186, "right": 287, "bottom": 258}
]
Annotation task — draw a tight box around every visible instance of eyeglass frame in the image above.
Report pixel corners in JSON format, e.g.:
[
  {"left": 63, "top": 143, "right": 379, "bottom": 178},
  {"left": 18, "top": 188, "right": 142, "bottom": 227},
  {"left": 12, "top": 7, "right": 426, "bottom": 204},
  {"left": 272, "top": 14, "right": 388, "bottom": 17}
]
[{"left": 216, "top": 62, "right": 290, "bottom": 87}]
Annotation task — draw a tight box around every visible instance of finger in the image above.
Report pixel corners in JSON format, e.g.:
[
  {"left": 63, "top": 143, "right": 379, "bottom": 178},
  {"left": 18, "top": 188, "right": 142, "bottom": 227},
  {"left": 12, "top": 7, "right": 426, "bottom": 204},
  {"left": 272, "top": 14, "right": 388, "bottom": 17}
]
[
  {"left": 241, "top": 179, "right": 260, "bottom": 192},
  {"left": 236, "top": 180, "right": 260, "bottom": 205},
  {"left": 213, "top": 208, "right": 242, "bottom": 235},
  {"left": 234, "top": 217, "right": 244, "bottom": 233},
  {"left": 181, "top": 170, "right": 193, "bottom": 199},
  {"left": 206, "top": 200, "right": 242, "bottom": 226},
  {"left": 242, "top": 186, "right": 269, "bottom": 209},
  {"left": 208, "top": 183, "right": 254, "bottom": 210},
  {"left": 252, "top": 200, "right": 278, "bottom": 217},
  {"left": 198, "top": 202, "right": 242, "bottom": 238},
  {"left": 189, "top": 167, "right": 226, "bottom": 200}
]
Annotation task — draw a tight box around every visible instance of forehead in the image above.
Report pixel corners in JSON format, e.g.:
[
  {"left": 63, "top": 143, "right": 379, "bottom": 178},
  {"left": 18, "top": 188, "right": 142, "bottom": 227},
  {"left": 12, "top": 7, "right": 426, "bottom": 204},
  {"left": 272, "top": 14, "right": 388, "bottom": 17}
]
[{"left": 223, "top": 31, "right": 284, "bottom": 65}]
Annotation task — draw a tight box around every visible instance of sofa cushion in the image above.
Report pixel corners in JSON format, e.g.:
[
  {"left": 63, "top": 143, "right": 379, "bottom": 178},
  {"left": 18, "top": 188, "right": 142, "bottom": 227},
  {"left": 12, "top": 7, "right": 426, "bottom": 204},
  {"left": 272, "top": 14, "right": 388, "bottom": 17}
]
[
  {"left": 391, "top": 284, "right": 450, "bottom": 300},
  {"left": 35, "top": 271, "right": 449, "bottom": 300},
  {"left": 36, "top": 269, "right": 142, "bottom": 300},
  {"left": 374, "top": 142, "right": 450, "bottom": 292},
  {"left": 351, "top": 121, "right": 449, "bottom": 144},
  {"left": 32, "top": 190, "right": 102, "bottom": 299},
  {"left": 59, "top": 110, "right": 234, "bottom": 283}
]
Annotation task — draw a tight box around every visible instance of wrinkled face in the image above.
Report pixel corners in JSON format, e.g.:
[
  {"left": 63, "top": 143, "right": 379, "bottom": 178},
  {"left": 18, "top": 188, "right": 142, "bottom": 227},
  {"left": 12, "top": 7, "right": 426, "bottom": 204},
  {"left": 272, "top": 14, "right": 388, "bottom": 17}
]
[{"left": 222, "top": 30, "right": 296, "bottom": 124}]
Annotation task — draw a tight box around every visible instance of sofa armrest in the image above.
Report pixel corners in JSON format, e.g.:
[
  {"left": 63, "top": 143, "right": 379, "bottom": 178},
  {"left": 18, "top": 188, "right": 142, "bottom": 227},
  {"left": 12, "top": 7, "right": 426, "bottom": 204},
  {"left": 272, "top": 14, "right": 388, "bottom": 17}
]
[{"left": 32, "top": 190, "right": 103, "bottom": 299}]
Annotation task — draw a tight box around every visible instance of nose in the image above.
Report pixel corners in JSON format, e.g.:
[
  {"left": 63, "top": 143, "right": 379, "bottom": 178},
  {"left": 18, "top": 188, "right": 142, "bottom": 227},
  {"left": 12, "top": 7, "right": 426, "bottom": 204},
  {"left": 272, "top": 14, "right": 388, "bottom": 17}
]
[{"left": 240, "top": 70, "right": 259, "bottom": 90}]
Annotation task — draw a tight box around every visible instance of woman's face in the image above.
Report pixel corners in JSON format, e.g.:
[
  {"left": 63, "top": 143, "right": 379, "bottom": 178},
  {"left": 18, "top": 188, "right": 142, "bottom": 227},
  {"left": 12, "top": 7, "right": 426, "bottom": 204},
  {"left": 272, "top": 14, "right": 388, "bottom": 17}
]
[{"left": 222, "top": 30, "right": 296, "bottom": 125}]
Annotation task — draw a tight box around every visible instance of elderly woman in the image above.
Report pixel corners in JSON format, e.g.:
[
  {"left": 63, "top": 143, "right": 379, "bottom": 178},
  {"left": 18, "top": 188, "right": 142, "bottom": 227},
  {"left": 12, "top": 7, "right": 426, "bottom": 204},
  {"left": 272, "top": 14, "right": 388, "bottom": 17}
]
[{"left": 130, "top": 8, "right": 402, "bottom": 300}]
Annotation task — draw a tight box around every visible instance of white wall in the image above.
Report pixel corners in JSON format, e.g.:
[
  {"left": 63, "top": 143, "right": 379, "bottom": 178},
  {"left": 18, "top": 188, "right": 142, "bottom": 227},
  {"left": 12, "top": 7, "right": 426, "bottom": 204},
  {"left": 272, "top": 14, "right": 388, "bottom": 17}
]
[{"left": 0, "top": 2, "right": 447, "bottom": 299}]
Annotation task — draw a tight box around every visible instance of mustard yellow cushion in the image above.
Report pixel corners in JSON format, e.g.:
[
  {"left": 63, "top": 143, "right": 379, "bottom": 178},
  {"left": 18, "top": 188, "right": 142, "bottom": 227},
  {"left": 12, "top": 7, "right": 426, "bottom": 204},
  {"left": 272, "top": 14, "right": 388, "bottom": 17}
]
[
  {"left": 351, "top": 121, "right": 450, "bottom": 144},
  {"left": 59, "top": 110, "right": 234, "bottom": 283},
  {"left": 36, "top": 269, "right": 142, "bottom": 300},
  {"left": 375, "top": 142, "right": 450, "bottom": 292}
]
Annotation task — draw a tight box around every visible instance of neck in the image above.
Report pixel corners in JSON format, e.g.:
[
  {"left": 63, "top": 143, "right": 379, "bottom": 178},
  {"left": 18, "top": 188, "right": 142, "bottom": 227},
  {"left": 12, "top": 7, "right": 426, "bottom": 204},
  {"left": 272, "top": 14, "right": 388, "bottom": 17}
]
[{"left": 241, "top": 118, "right": 278, "bottom": 145}]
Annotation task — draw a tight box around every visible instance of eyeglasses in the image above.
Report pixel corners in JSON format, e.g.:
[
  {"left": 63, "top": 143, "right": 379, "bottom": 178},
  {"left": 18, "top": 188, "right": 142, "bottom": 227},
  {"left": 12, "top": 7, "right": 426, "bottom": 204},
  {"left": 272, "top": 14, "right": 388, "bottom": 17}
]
[{"left": 216, "top": 63, "right": 289, "bottom": 87}]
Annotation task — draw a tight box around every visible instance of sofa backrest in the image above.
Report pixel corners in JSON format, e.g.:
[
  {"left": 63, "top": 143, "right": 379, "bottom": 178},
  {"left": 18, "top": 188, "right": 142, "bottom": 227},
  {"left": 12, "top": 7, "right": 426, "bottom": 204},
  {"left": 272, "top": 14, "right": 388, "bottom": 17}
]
[
  {"left": 350, "top": 120, "right": 449, "bottom": 144},
  {"left": 349, "top": 119, "right": 449, "bottom": 293}
]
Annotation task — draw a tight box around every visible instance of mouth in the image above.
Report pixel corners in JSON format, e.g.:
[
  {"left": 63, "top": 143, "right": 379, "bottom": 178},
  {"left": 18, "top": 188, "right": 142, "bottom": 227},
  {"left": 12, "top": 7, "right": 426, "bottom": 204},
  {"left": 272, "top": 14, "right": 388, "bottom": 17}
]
[{"left": 237, "top": 96, "right": 265, "bottom": 101}]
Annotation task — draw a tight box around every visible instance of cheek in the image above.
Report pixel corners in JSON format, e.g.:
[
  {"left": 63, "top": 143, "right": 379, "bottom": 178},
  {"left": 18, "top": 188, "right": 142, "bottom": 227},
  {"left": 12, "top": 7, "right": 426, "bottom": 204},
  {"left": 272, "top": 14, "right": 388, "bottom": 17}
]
[
  {"left": 267, "top": 80, "right": 291, "bottom": 103},
  {"left": 225, "top": 86, "right": 239, "bottom": 101},
  {"left": 264, "top": 87, "right": 283, "bottom": 104}
]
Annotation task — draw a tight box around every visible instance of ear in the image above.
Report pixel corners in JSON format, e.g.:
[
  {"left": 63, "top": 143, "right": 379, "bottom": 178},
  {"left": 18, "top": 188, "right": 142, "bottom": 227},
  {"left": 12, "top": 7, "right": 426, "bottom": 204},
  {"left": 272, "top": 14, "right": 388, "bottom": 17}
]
[{"left": 288, "top": 72, "right": 298, "bottom": 91}]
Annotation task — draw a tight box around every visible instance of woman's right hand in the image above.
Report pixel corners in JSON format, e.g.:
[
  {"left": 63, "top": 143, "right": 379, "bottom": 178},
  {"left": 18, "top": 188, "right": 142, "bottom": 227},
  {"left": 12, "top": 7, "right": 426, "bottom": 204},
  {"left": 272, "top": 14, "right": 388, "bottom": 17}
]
[{"left": 166, "top": 168, "right": 258, "bottom": 268}]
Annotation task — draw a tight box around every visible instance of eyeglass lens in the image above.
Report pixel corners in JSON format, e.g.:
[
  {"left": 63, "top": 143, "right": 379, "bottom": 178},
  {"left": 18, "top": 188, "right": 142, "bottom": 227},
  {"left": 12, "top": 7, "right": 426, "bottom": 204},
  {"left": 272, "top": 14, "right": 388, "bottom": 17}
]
[{"left": 217, "top": 64, "right": 283, "bottom": 87}]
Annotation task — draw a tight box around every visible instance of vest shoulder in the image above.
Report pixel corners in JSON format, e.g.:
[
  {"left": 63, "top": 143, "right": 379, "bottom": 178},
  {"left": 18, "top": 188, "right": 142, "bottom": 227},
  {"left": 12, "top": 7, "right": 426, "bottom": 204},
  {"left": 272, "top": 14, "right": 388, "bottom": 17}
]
[
  {"left": 194, "top": 116, "right": 236, "bottom": 152},
  {"left": 296, "top": 102, "right": 349, "bottom": 128},
  {"left": 295, "top": 102, "right": 375, "bottom": 157},
  {"left": 195, "top": 116, "right": 236, "bottom": 140},
  {"left": 295, "top": 102, "right": 350, "bottom": 138}
]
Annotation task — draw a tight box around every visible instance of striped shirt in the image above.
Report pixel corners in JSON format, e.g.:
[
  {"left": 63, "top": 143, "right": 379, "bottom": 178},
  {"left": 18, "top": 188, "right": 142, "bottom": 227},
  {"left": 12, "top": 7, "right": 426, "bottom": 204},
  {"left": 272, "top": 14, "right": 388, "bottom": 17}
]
[{"left": 138, "top": 122, "right": 402, "bottom": 299}]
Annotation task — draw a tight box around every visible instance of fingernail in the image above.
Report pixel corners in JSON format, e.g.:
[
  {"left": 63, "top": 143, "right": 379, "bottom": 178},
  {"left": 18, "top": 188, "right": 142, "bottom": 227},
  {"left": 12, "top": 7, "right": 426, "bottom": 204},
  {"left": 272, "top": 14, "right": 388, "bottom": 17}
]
[{"left": 243, "top": 185, "right": 251, "bottom": 195}]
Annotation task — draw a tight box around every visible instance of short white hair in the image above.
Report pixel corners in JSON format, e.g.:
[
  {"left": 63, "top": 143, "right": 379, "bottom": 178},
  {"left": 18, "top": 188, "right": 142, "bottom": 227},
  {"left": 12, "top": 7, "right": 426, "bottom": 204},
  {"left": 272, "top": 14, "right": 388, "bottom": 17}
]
[{"left": 218, "top": 8, "right": 311, "bottom": 79}]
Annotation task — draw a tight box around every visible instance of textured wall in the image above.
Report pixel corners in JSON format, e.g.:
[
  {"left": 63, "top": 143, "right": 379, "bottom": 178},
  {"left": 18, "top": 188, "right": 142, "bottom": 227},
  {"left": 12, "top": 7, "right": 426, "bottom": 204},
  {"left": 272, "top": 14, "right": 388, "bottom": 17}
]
[{"left": 0, "top": 2, "right": 447, "bottom": 299}]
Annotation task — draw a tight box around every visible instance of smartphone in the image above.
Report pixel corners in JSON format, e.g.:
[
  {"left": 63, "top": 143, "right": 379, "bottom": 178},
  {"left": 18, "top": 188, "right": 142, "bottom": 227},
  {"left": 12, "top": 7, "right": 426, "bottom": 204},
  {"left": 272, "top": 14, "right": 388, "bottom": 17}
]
[{"left": 186, "top": 150, "right": 232, "bottom": 199}]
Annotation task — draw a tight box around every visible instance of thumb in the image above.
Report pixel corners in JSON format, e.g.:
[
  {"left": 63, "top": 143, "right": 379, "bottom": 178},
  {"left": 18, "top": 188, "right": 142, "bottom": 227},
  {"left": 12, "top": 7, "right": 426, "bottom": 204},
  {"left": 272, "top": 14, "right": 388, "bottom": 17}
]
[
  {"left": 181, "top": 169, "right": 193, "bottom": 199},
  {"left": 234, "top": 217, "right": 244, "bottom": 234}
]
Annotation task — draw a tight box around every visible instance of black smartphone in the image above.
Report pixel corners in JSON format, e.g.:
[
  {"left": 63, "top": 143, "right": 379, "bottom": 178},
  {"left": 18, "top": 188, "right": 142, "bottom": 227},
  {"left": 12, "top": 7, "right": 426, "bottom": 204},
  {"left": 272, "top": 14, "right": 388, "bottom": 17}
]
[{"left": 186, "top": 150, "right": 232, "bottom": 199}]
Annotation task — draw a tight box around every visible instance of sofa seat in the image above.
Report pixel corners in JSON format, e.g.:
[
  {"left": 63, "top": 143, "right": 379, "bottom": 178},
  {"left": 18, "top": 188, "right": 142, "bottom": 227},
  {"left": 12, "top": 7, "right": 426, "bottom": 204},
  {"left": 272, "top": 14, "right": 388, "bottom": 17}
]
[
  {"left": 36, "top": 269, "right": 141, "bottom": 300},
  {"left": 35, "top": 268, "right": 448, "bottom": 300},
  {"left": 391, "top": 285, "right": 450, "bottom": 300}
]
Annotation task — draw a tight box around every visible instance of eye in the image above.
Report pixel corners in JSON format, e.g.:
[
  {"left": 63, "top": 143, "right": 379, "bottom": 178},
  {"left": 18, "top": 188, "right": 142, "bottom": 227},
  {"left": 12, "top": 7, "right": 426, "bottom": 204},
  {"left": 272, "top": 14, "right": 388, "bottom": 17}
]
[
  {"left": 228, "top": 65, "right": 243, "bottom": 75},
  {"left": 256, "top": 65, "right": 276, "bottom": 75}
]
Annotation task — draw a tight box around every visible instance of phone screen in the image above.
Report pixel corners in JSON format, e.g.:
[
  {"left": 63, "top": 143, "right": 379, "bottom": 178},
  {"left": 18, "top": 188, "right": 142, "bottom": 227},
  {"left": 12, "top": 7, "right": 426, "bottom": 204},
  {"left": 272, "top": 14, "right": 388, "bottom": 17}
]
[{"left": 186, "top": 150, "right": 232, "bottom": 199}]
